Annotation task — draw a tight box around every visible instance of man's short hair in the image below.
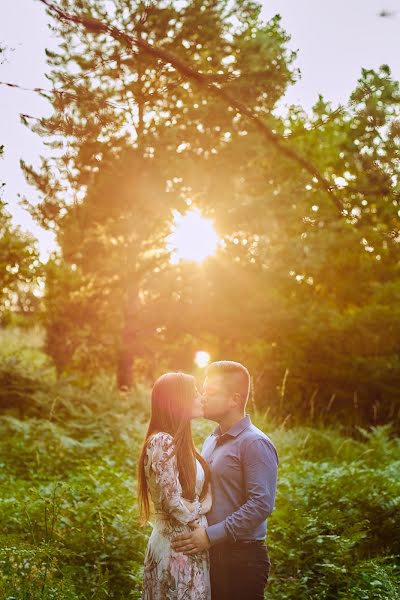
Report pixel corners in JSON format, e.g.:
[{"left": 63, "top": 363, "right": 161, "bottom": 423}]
[{"left": 206, "top": 360, "right": 251, "bottom": 408}]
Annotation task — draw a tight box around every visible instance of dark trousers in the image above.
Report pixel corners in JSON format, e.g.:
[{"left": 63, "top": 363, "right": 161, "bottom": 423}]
[{"left": 209, "top": 541, "right": 271, "bottom": 600}]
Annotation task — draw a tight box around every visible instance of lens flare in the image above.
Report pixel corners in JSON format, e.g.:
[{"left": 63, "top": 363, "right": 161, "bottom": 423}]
[
  {"left": 194, "top": 351, "right": 211, "bottom": 368},
  {"left": 167, "top": 210, "right": 219, "bottom": 264}
]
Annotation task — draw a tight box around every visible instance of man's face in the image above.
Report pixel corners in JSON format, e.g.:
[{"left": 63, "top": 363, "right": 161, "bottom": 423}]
[{"left": 201, "top": 375, "right": 232, "bottom": 421}]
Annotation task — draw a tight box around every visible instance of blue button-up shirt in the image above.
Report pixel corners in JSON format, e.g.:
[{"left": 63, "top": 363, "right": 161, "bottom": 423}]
[{"left": 202, "top": 414, "right": 279, "bottom": 545}]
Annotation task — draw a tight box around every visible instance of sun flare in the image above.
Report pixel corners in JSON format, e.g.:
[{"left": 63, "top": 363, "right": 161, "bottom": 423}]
[
  {"left": 194, "top": 351, "right": 211, "bottom": 369},
  {"left": 167, "top": 210, "right": 219, "bottom": 264}
]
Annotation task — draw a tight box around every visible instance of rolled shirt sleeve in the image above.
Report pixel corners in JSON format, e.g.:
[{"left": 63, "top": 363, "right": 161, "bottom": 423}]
[{"left": 206, "top": 438, "right": 278, "bottom": 545}]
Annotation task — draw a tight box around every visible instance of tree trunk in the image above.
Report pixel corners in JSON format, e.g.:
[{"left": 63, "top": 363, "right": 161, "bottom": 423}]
[{"left": 116, "top": 281, "right": 140, "bottom": 391}]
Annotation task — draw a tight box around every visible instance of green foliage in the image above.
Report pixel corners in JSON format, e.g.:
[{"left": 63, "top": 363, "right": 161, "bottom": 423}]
[
  {"left": 204, "top": 66, "right": 400, "bottom": 428},
  {"left": 1, "top": 136, "right": 42, "bottom": 322},
  {"left": 18, "top": 2, "right": 400, "bottom": 419},
  {"left": 0, "top": 328, "right": 398, "bottom": 599},
  {"left": 0, "top": 325, "right": 53, "bottom": 372},
  {"left": 1, "top": 411, "right": 399, "bottom": 599},
  {"left": 21, "top": 0, "right": 297, "bottom": 390},
  {"left": 0, "top": 356, "right": 150, "bottom": 598},
  {"left": 267, "top": 449, "right": 399, "bottom": 598},
  {"left": 0, "top": 473, "right": 148, "bottom": 599},
  {"left": 0, "top": 198, "right": 42, "bottom": 322},
  {"left": 1, "top": 130, "right": 43, "bottom": 324},
  {"left": 0, "top": 326, "right": 54, "bottom": 417}
]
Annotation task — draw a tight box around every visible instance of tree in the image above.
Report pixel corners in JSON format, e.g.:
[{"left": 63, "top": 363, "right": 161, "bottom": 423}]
[
  {"left": 200, "top": 65, "right": 400, "bottom": 427},
  {"left": 0, "top": 196, "right": 42, "bottom": 323},
  {"left": 22, "top": 0, "right": 297, "bottom": 388},
  {"left": 22, "top": 2, "right": 400, "bottom": 427},
  {"left": 0, "top": 47, "right": 42, "bottom": 324}
]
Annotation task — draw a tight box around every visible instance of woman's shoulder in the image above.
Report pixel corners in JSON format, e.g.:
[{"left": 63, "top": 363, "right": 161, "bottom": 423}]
[{"left": 146, "top": 431, "right": 174, "bottom": 451}]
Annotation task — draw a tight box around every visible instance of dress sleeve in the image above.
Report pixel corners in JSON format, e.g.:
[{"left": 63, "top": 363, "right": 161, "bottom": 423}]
[{"left": 148, "top": 432, "right": 201, "bottom": 524}]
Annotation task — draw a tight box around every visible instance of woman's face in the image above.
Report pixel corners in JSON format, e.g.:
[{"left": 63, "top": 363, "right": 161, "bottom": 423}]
[{"left": 190, "top": 387, "right": 204, "bottom": 419}]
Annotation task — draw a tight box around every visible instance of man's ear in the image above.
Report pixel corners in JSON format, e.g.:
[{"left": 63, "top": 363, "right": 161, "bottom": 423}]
[{"left": 231, "top": 392, "right": 242, "bottom": 408}]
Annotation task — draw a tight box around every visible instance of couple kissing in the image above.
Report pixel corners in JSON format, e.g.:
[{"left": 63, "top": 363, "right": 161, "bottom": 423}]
[{"left": 138, "top": 360, "right": 279, "bottom": 600}]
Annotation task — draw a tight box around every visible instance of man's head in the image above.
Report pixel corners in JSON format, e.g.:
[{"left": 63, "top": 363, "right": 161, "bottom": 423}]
[{"left": 202, "top": 361, "right": 251, "bottom": 422}]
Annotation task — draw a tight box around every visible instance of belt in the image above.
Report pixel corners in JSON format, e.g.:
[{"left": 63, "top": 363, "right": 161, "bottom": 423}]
[
  {"left": 224, "top": 539, "right": 266, "bottom": 546},
  {"left": 236, "top": 540, "right": 265, "bottom": 545}
]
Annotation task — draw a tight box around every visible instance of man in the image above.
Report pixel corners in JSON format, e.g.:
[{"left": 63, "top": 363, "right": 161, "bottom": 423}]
[{"left": 172, "top": 360, "right": 279, "bottom": 600}]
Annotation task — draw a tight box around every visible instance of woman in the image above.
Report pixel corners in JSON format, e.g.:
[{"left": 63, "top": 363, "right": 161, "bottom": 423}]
[{"left": 138, "top": 372, "right": 212, "bottom": 600}]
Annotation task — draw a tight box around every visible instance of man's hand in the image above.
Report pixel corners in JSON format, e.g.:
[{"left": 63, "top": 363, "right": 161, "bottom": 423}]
[{"left": 171, "top": 523, "right": 211, "bottom": 555}]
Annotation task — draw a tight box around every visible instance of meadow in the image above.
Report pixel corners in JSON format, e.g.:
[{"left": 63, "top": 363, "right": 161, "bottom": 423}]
[{"left": 0, "top": 326, "right": 399, "bottom": 600}]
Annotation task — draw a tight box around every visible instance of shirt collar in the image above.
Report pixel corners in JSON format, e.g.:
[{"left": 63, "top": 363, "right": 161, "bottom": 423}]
[{"left": 213, "top": 414, "right": 252, "bottom": 439}]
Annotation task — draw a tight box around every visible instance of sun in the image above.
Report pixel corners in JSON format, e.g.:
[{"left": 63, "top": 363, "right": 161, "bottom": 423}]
[
  {"left": 167, "top": 209, "right": 219, "bottom": 264},
  {"left": 194, "top": 351, "right": 211, "bottom": 369}
]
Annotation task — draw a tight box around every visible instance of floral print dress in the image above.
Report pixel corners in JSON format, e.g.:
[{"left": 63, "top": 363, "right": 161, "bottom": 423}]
[{"left": 142, "top": 432, "right": 212, "bottom": 600}]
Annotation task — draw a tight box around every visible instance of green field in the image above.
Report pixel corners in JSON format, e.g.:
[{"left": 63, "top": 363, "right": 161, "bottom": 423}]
[{"left": 0, "top": 327, "right": 399, "bottom": 599}]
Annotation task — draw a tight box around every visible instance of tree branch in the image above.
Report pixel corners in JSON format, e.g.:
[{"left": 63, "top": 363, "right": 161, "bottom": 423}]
[{"left": 38, "top": 0, "right": 345, "bottom": 210}]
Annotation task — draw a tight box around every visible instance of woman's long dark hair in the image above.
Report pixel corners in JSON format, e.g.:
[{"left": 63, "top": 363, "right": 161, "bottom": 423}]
[{"left": 137, "top": 372, "right": 210, "bottom": 524}]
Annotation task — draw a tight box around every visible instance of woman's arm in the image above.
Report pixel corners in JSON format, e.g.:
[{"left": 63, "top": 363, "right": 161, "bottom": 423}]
[{"left": 149, "top": 432, "right": 201, "bottom": 524}]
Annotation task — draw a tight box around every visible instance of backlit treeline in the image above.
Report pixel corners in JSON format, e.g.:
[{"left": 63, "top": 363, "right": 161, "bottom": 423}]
[{"left": 2, "top": 0, "right": 398, "bottom": 427}]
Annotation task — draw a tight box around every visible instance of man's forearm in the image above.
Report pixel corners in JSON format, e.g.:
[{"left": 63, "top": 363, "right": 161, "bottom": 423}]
[
  {"left": 206, "top": 496, "right": 271, "bottom": 545},
  {"left": 206, "top": 520, "right": 229, "bottom": 545}
]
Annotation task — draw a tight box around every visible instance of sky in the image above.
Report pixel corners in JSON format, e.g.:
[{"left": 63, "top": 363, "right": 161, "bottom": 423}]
[{"left": 0, "top": 0, "right": 399, "bottom": 260}]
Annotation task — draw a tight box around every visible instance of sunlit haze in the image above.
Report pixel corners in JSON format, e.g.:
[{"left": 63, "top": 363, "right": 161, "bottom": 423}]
[{"left": 167, "top": 210, "right": 220, "bottom": 264}]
